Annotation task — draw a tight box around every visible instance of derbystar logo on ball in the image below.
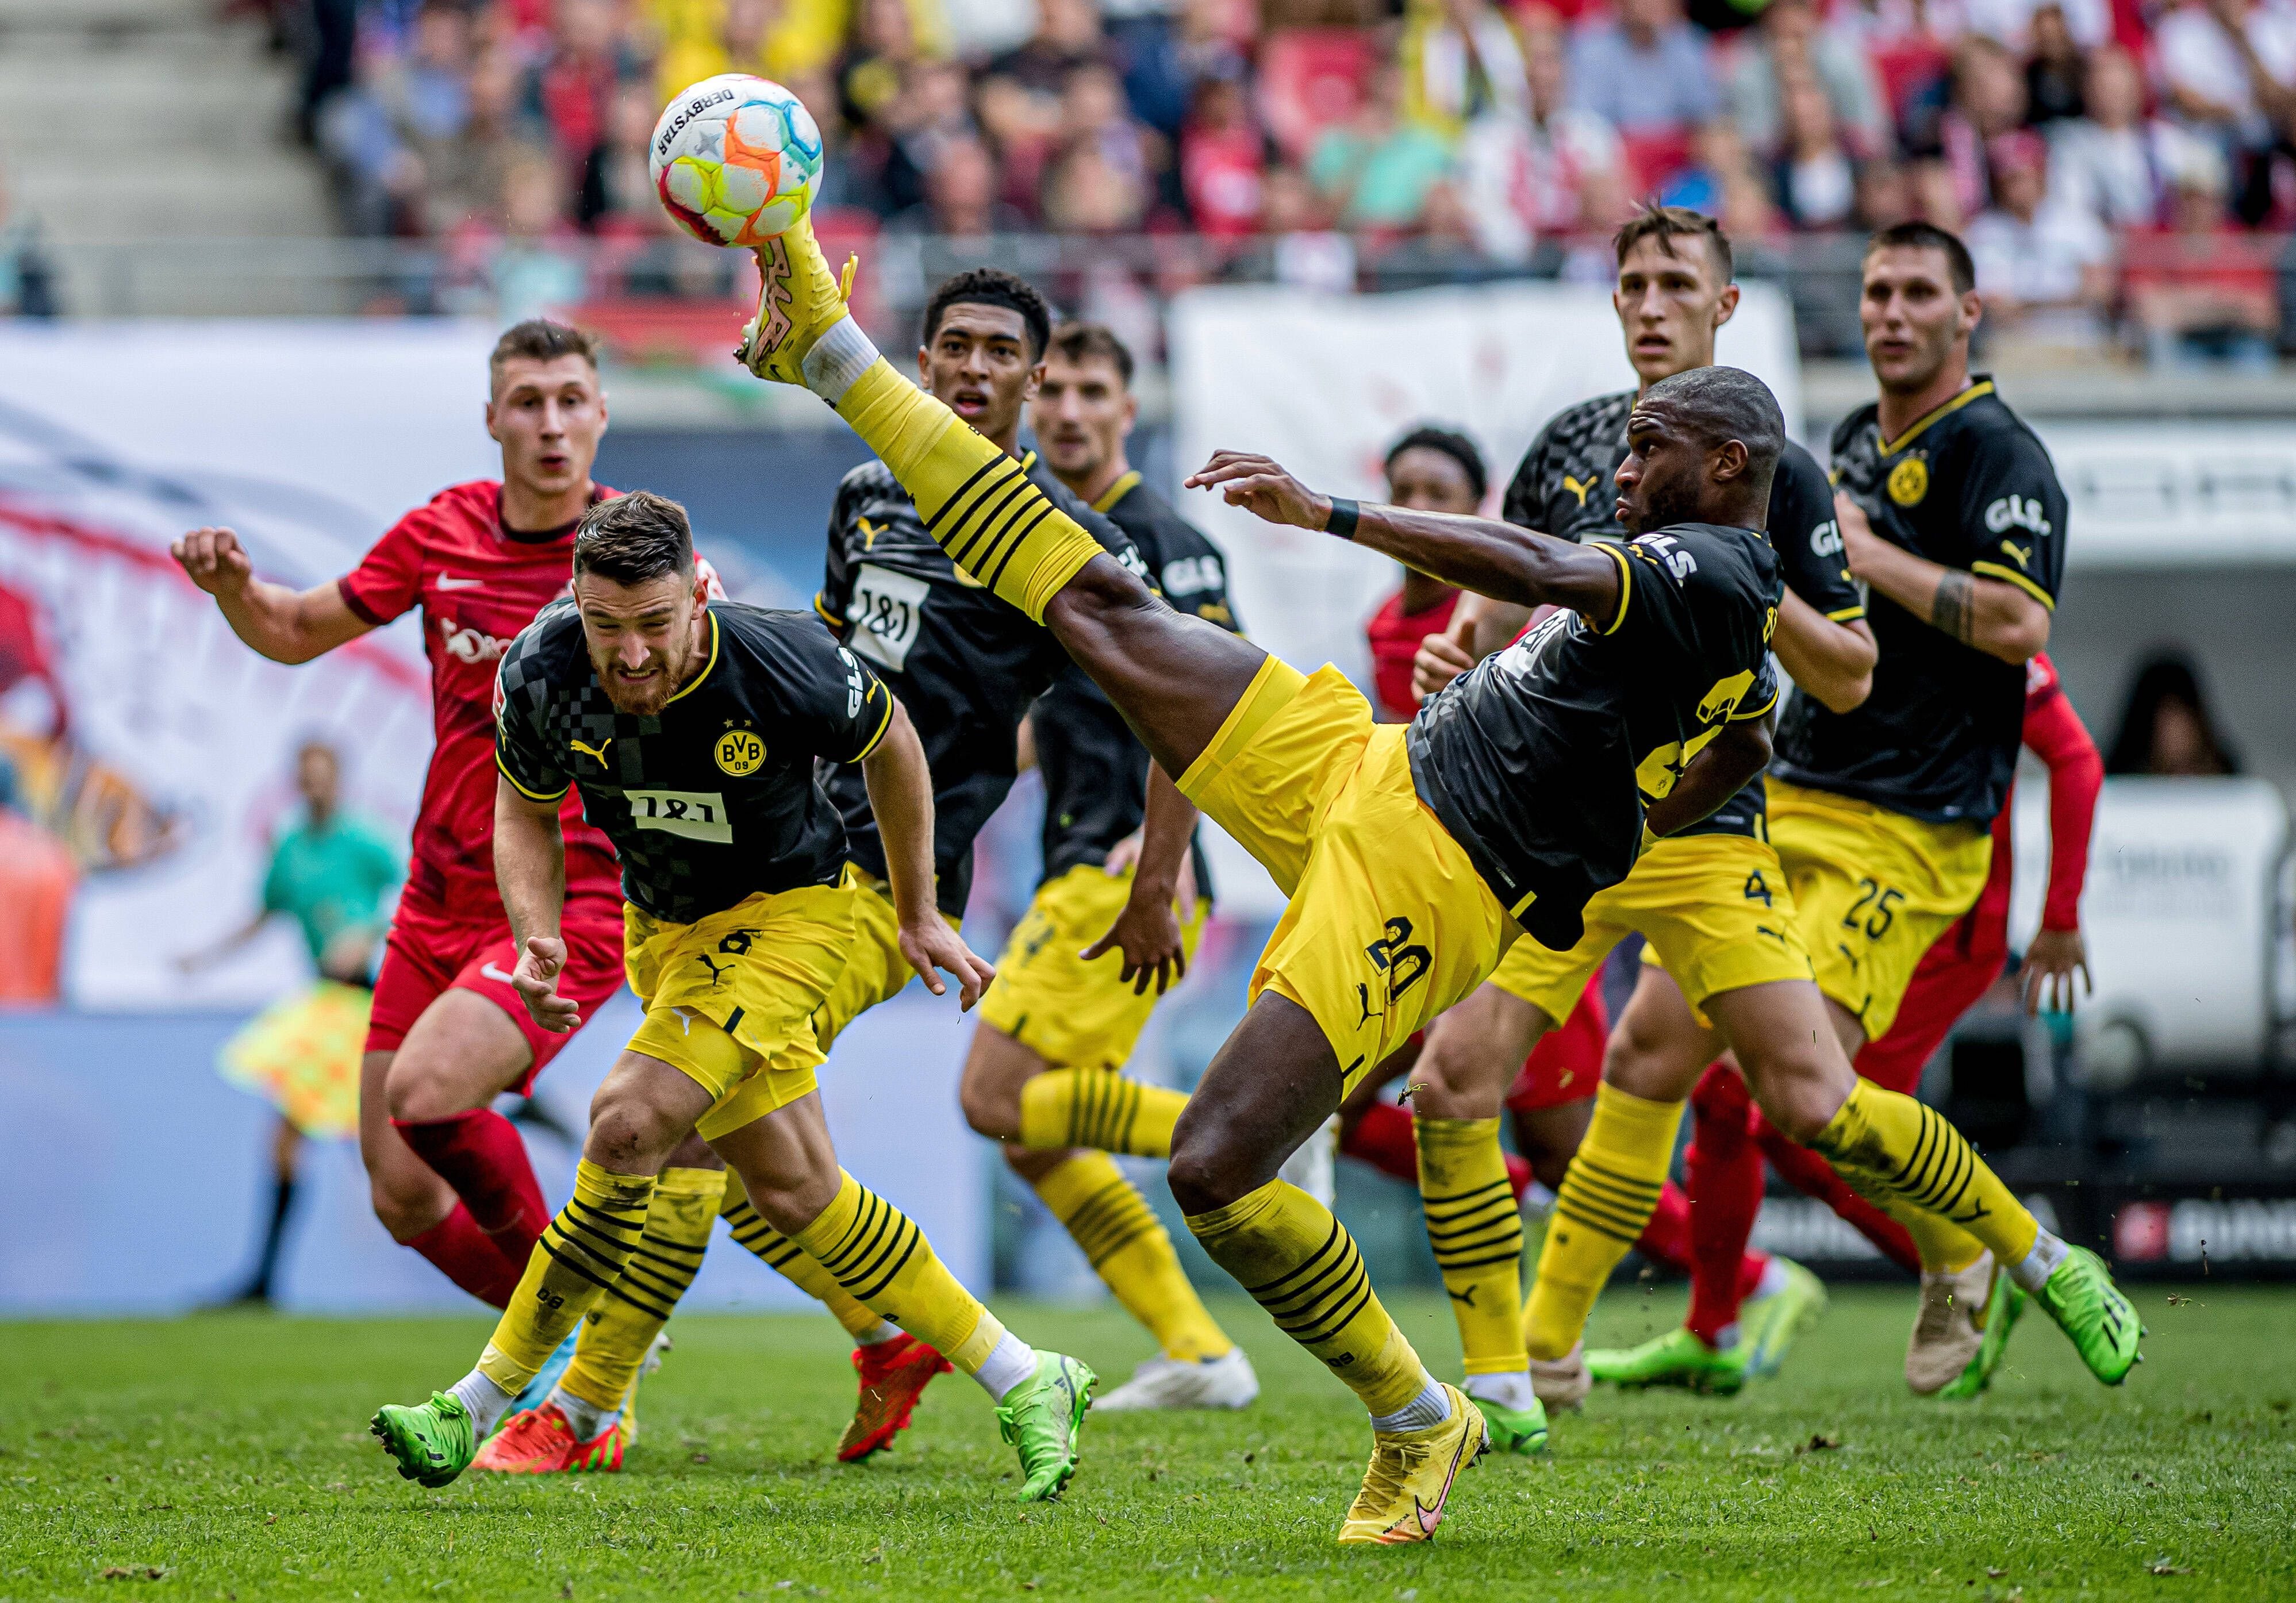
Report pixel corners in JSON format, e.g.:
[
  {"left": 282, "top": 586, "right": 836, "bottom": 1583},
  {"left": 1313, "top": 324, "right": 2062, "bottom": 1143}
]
[{"left": 649, "top": 74, "right": 824, "bottom": 249}]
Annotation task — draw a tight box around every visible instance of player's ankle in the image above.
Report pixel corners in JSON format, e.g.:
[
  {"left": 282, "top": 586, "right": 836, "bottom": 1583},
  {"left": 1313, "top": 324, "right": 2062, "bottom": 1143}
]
[
  {"left": 1464, "top": 1371, "right": 1538, "bottom": 1413},
  {"left": 2010, "top": 1228, "right": 2069, "bottom": 1293},
  {"left": 548, "top": 1385, "right": 619, "bottom": 1441},
  {"left": 1369, "top": 1377, "right": 1451, "bottom": 1432},
  {"left": 1753, "top": 1258, "right": 1791, "bottom": 1300},
  {"left": 801, "top": 317, "right": 878, "bottom": 405},
  {"left": 448, "top": 1369, "right": 516, "bottom": 1436},
  {"left": 972, "top": 1332, "right": 1038, "bottom": 1401}
]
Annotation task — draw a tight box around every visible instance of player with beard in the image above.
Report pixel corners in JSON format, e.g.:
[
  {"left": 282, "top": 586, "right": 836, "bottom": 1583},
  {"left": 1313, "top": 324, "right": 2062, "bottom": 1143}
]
[
  {"left": 471, "top": 271, "right": 1161, "bottom": 1475},
  {"left": 171, "top": 323, "right": 702, "bottom": 1341},
  {"left": 731, "top": 212, "right": 2133, "bottom": 1540},
  {"left": 962, "top": 320, "right": 1259, "bottom": 1413},
  {"left": 1398, "top": 206, "right": 1876, "bottom": 1424},
  {"left": 367, "top": 491, "right": 1100, "bottom": 1500}
]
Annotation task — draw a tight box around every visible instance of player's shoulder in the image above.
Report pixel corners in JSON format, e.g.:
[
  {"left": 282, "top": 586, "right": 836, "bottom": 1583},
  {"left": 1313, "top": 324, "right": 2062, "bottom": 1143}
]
[
  {"left": 1634, "top": 521, "right": 1779, "bottom": 592},
  {"left": 1026, "top": 454, "right": 1122, "bottom": 537},
  {"left": 1776, "top": 437, "right": 1830, "bottom": 492},
  {"left": 1544, "top": 389, "right": 1636, "bottom": 444},
  {"left": 711, "top": 598, "right": 840, "bottom": 660},
  {"left": 386, "top": 479, "right": 501, "bottom": 544},
  {"left": 1829, "top": 401, "right": 1882, "bottom": 458},
  {"left": 1108, "top": 475, "right": 1218, "bottom": 563},
  {"left": 1945, "top": 379, "right": 2056, "bottom": 466},
  {"left": 498, "top": 595, "right": 583, "bottom": 690}
]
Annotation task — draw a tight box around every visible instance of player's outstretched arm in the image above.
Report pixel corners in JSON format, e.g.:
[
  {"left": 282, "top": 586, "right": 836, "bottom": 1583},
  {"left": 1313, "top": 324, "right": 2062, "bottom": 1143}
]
[
  {"left": 1187, "top": 452, "right": 1620, "bottom": 621},
  {"left": 1082, "top": 762, "right": 1195, "bottom": 997},
  {"left": 862, "top": 699, "right": 995, "bottom": 1010},
  {"left": 493, "top": 776, "right": 578, "bottom": 1033},
  {"left": 1642, "top": 720, "right": 1773, "bottom": 839},
  {"left": 170, "top": 526, "right": 374, "bottom": 664},
  {"left": 1771, "top": 589, "right": 1876, "bottom": 713},
  {"left": 1833, "top": 495, "right": 2048, "bottom": 664}
]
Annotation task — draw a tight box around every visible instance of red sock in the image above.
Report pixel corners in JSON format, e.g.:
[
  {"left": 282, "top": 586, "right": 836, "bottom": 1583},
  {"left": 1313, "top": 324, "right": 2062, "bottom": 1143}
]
[
  {"left": 1684, "top": 1063, "right": 1771, "bottom": 1345},
  {"left": 1341, "top": 1101, "right": 1532, "bottom": 1201},
  {"left": 1634, "top": 1181, "right": 1695, "bottom": 1273},
  {"left": 1752, "top": 1112, "right": 1921, "bottom": 1274},
  {"left": 404, "top": 1202, "right": 525, "bottom": 1309},
  {"left": 393, "top": 1109, "right": 550, "bottom": 1262}
]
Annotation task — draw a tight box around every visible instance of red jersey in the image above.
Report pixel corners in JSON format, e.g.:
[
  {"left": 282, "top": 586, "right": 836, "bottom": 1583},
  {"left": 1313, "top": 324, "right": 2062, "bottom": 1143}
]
[
  {"left": 1948, "top": 651, "right": 2102, "bottom": 961},
  {"left": 1364, "top": 586, "right": 1460, "bottom": 722},
  {"left": 338, "top": 480, "right": 623, "bottom": 920}
]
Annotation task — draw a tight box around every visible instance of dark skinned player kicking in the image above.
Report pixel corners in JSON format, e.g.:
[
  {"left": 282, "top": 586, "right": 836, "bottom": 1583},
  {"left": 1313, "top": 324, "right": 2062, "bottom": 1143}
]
[{"left": 728, "top": 215, "right": 2133, "bottom": 1542}]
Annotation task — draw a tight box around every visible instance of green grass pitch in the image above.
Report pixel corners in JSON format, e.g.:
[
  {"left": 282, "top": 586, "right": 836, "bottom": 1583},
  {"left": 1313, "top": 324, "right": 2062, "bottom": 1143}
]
[{"left": 3, "top": 1285, "right": 2287, "bottom": 1601}]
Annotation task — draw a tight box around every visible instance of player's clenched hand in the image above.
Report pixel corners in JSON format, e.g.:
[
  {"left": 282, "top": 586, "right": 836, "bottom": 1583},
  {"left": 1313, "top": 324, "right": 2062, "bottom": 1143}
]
[
  {"left": 1832, "top": 493, "right": 1884, "bottom": 580},
  {"left": 2019, "top": 927, "right": 2091, "bottom": 1016},
  {"left": 512, "top": 933, "right": 581, "bottom": 1033},
  {"left": 171, "top": 526, "right": 254, "bottom": 597},
  {"left": 901, "top": 919, "right": 995, "bottom": 1012},
  {"left": 1184, "top": 452, "right": 1330, "bottom": 530},
  {"left": 1412, "top": 614, "right": 1478, "bottom": 702},
  {"left": 1083, "top": 879, "right": 1191, "bottom": 997}
]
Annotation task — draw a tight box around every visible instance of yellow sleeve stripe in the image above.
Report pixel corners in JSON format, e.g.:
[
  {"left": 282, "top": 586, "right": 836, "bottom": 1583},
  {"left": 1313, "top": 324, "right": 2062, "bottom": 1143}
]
[
  {"left": 1971, "top": 561, "right": 2055, "bottom": 611},
  {"left": 815, "top": 593, "right": 846, "bottom": 629},
  {"left": 496, "top": 751, "right": 569, "bottom": 804},
  {"left": 1826, "top": 603, "right": 1867, "bottom": 622},
  {"left": 1730, "top": 687, "right": 1780, "bottom": 722},
  {"left": 850, "top": 681, "right": 896, "bottom": 762},
  {"left": 1596, "top": 543, "right": 1633, "bottom": 635}
]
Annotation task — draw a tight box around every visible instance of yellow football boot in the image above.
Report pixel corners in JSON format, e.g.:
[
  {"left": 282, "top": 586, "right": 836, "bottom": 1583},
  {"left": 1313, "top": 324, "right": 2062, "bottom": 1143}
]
[
  {"left": 735, "top": 214, "right": 858, "bottom": 387},
  {"left": 1335, "top": 1384, "right": 1489, "bottom": 1546}
]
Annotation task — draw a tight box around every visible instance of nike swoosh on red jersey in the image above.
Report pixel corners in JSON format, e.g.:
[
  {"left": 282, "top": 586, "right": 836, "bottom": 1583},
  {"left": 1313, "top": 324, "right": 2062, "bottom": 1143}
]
[
  {"left": 481, "top": 963, "right": 517, "bottom": 983},
  {"left": 435, "top": 574, "right": 485, "bottom": 591}
]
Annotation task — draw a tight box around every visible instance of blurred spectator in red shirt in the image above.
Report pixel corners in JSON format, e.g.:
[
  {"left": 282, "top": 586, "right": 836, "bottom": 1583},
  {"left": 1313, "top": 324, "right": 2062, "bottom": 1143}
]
[
  {"left": 1966, "top": 127, "right": 2114, "bottom": 348},
  {"left": 1731, "top": 0, "right": 1892, "bottom": 162},
  {"left": 2122, "top": 139, "right": 2282, "bottom": 364},
  {"left": 2050, "top": 44, "right": 2189, "bottom": 226},
  {"left": 1457, "top": 5, "right": 1622, "bottom": 263},
  {"left": 1182, "top": 70, "right": 1270, "bottom": 237},
  {"left": 521, "top": 0, "right": 646, "bottom": 193},
  {"left": 1569, "top": 0, "right": 1719, "bottom": 137}
]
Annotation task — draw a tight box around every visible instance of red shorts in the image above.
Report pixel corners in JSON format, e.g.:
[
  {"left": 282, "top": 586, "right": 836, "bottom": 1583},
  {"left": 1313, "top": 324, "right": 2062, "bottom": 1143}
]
[
  {"left": 366, "top": 893, "right": 628, "bottom": 1092},
  {"left": 1504, "top": 975, "right": 1609, "bottom": 1114},
  {"left": 1853, "top": 916, "right": 2009, "bottom": 1097}
]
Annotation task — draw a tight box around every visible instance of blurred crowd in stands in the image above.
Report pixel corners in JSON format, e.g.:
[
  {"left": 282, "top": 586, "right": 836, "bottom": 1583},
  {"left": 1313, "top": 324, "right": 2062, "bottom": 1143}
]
[{"left": 78, "top": 0, "right": 2296, "bottom": 358}]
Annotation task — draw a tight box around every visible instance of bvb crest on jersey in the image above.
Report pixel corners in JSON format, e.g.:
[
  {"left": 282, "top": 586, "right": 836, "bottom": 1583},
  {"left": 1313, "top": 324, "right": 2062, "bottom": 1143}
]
[
  {"left": 1887, "top": 455, "right": 1929, "bottom": 507},
  {"left": 715, "top": 726, "right": 766, "bottom": 775}
]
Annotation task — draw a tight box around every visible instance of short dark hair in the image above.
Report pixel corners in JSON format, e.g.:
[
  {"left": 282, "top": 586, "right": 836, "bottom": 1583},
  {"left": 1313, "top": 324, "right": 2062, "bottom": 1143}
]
[
  {"left": 573, "top": 491, "right": 694, "bottom": 586},
  {"left": 1384, "top": 425, "right": 1487, "bottom": 503},
  {"left": 1639, "top": 366, "right": 1784, "bottom": 499},
  {"left": 923, "top": 268, "right": 1053, "bottom": 360},
  {"left": 490, "top": 319, "right": 602, "bottom": 387},
  {"left": 1047, "top": 321, "right": 1135, "bottom": 387},
  {"left": 1865, "top": 220, "right": 1976, "bottom": 295},
  {"left": 1614, "top": 202, "right": 1733, "bottom": 282}
]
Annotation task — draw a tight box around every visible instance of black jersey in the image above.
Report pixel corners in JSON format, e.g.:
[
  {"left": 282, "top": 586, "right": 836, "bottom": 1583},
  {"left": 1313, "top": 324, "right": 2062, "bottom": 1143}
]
[
  {"left": 1777, "top": 378, "right": 2067, "bottom": 825},
  {"left": 1031, "top": 471, "right": 1242, "bottom": 889},
  {"left": 816, "top": 451, "right": 1142, "bottom": 914},
  {"left": 1408, "top": 525, "right": 1784, "bottom": 951},
  {"left": 1501, "top": 390, "right": 1865, "bottom": 840},
  {"left": 495, "top": 599, "right": 895, "bottom": 925}
]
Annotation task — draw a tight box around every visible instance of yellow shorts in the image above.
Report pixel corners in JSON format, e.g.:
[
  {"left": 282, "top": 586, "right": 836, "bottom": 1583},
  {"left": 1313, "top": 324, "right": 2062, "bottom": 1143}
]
[
  {"left": 1767, "top": 778, "right": 1992, "bottom": 1041},
  {"left": 1490, "top": 831, "right": 1814, "bottom": 1026},
  {"left": 976, "top": 860, "right": 1209, "bottom": 1070},
  {"left": 1178, "top": 658, "right": 1512, "bottom": 1094},
  {"left": 623, "top": 872, "right": 857, "bottom": 1140},
  {"left": 805, "top": 868, "right": 963, "bottom": 1058}
]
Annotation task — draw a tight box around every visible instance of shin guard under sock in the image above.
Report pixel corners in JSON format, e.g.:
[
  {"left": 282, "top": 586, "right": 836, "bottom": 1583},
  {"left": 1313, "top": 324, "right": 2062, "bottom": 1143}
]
[
  {"left": 1018, "top": 1069, "right": 1188, "bottom": 1158},
  {"left": 1752, "top": 1114, "right": 1920, "bottom": 1273},
  {"left": 560, "top": 1165, "right": 725, "bottom": 1410},
  {"left": 1187, "top": 1178, "right": 1429, "bottom": 1416},
  {"left": 793, "top": 1170, "right": 1010, "bottom": 1378},
  {"left": 1810, "top": 1080, "right": 2038, "bottom": 1270},
  {"left": 1034, "top": 1153, "right": 1232, "bottom": 1362},
  {"left": 720, "top": 1178, "right": 885, "bottom": 1339},
  {"left": 1524, "top": 1083, "right": 1683, "bottom": 1361},
  {"left": 1343, "top": 1101, "right": 1533, "bottom": 1200},
  {"left": 477, "top": 1160, "right": 655, "bottom": 1394},
  {"left": 394, "top": 1108, "right": 551, "bottom": 1262},
  {"left": 1415, "top": 1117, "right": 1527, "bottom": 1377}
]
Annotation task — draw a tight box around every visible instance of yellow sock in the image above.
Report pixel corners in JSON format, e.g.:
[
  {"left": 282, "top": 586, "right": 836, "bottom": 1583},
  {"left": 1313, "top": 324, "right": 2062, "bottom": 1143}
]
[
  {"left": 1018, "top": 1069, "right": 1188, "bottom": 1158},
  {"left": 1034, "top": 1153, "right": 1232, "bottom": 1363},
  {"left": 1415, "top": 1117, "right": 1527, "bottom": 1377},
  {"left": 477, "top": 1159, "right": 654, "bottom": 1394},
  {"left": 1523, "top": 1083, "right": 1683, "bottom": 1362},
  {"left": 1811, "top": 1079, "right": 2040, "bottom": 1268},
  {"left": 556, "top": 1166, "right": 724, "bottom": 1411},
  {"left": 836, "top": 359, "right": 1108, "bottom": 621},
  {"left": 794, "top": 1170, "right": 1008, "bottom": 1377},
  {"left": 719, "top": 1175, "right": 884, "bottom": 1340},
  {"left": 1187, "top": 1178, "right": 1428, "bottom": 1416}
]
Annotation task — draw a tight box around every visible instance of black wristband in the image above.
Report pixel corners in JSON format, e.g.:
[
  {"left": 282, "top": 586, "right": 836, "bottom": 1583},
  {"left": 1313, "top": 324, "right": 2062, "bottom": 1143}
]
[{"left": 1325, "top": 497, "right": 1360, "bottom": 540}]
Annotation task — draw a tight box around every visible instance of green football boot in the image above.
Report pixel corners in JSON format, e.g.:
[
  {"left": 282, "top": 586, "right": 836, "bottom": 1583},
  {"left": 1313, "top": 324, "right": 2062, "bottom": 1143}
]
[
  {"left": 1586, "top": 1326, "right": 1750, "bottom": 1395},
  {"left": 1938, "top": 1266, "right": 2027, "bottom": 1401},
  {"left": 2033, "top": 1246, "right": 2143, "bottom": 1385},
  {"left": 1476, "top": 1396, "right": 1550, "bottom": 1455},
  {"left": 371, "top": 1392, "right": 478, "bottom": 1488},
  {"left": 997, "top": 1352, "right": 1096, "bottom": 1501},
  {"left": 1742, "top": 1257, "right": 1830, "bottom": 1379}
]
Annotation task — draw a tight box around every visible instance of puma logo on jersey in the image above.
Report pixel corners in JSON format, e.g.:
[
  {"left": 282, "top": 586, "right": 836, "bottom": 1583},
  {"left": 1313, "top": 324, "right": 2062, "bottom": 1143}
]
[
  {"left": 1984, "top": 495, "right": 2052, "bottom": 540},
  {"left": 1562, "top": 474, "right": 1598, "bottom": 506},
  {"left": 569, "top": 737, "right": 614, "bottom": 766}
]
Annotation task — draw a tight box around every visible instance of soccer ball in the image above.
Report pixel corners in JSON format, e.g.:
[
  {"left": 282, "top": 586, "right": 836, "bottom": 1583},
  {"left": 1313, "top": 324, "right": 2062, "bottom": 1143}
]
[{"left": 650, "top": 75, "right": 824, "bottom": 248}]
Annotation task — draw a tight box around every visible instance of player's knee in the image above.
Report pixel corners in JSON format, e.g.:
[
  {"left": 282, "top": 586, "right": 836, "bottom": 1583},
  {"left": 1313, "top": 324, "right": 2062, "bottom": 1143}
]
[
  {"left": 743, "top": 1164, "right": 842, "bottom": 1237},
  {"left": 380, "top": 1052, "right": 468, "bottom": 1125},
  {"left": 1166, "top": 1110, "right": 1255, "bottom": 1216},
  {"left": 583, "top": 1084, "right": 682, "bottom": 1172},
  {"left": 957, "top": 1070, "right": 1020, "bottom": 1140},
  {"left": 1744, "top": 1052, "right": 1846, "bottom": 1147},
  {"left": 1410, "top": 1032, "right": 1510, "bottom": 1117}
]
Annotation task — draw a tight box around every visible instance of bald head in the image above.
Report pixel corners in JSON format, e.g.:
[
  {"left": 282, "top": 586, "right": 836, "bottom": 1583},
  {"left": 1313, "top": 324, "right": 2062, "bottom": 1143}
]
[{"left": 1616, "top": 367, "right": 1786, "bottom": 534}]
